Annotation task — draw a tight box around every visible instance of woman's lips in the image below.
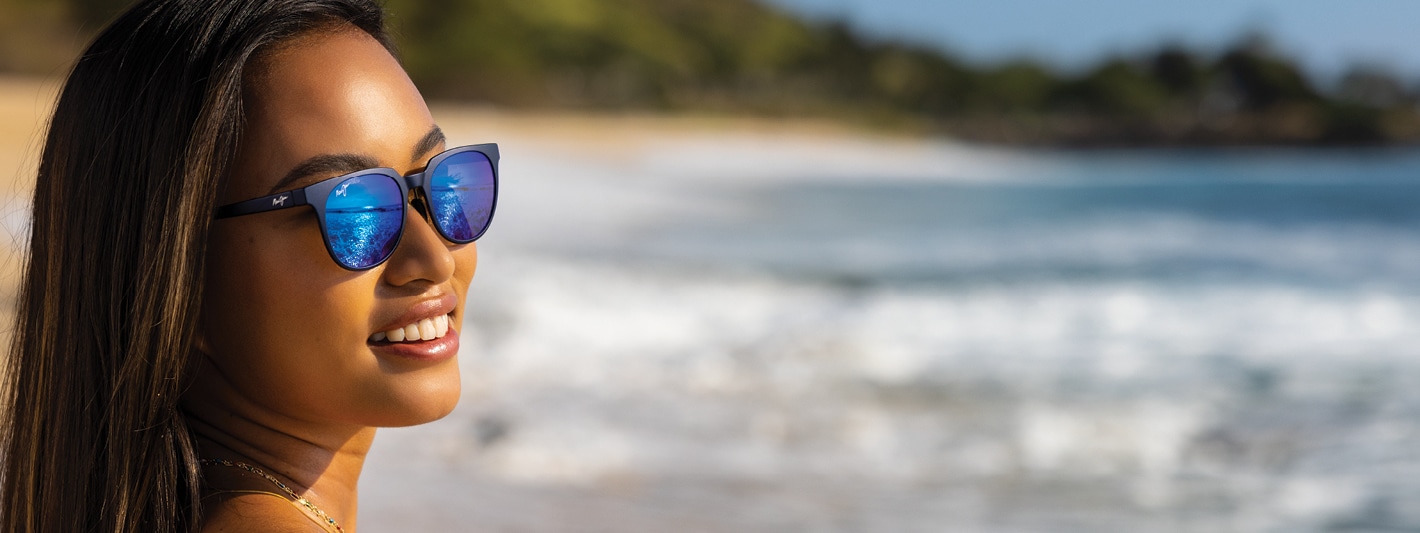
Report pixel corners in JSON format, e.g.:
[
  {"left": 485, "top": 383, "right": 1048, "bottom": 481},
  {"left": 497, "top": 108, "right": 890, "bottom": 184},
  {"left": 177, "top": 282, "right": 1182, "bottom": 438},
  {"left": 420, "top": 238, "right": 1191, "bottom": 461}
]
[
  {"left": 368, "top": 292, "right": 462, "bottom": 362},
  {"left": 368, "top": 323, "right": 460, "bottom": 363},
  {"left": 370, "top": 313, "right": 453, "bottom": 343},
  {"left": 371, "top": 293, "right": 458, "bottom": 339}
]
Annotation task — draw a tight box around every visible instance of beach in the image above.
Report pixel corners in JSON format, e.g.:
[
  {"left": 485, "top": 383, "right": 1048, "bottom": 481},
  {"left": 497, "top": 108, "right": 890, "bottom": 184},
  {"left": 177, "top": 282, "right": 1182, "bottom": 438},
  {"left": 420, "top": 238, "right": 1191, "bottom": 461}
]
[{"left": 5, "top": 75, "right": 1420, "bottom": 531}]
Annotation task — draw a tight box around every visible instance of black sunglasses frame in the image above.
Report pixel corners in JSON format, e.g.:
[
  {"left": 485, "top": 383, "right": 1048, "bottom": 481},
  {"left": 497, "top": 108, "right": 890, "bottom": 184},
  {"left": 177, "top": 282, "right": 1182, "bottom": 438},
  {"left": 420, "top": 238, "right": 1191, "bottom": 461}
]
[{"left": 215, "top": 143, "right": 500, "bottom": 270}]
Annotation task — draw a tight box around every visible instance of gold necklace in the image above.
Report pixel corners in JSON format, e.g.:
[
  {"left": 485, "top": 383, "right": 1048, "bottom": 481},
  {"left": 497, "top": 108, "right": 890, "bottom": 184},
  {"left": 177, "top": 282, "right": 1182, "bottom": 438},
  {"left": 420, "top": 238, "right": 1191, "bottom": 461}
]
[{"left": 200, "top": 458, "right": 345, "bottom": 533}]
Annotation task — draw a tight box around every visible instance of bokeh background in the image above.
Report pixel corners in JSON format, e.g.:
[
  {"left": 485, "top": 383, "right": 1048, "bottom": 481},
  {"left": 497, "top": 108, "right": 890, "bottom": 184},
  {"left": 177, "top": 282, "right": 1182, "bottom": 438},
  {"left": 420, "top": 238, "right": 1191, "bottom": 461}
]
[{"left": 4, "top": 0, "right": 1420, "bottom": 531}]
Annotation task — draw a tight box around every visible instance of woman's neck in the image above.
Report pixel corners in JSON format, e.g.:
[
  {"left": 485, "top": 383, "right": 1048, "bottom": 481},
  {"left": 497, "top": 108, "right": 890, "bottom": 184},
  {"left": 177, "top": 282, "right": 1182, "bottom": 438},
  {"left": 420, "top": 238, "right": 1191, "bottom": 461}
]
[{"left": 183, "top": 361, "right": 374, "bottom": 531}]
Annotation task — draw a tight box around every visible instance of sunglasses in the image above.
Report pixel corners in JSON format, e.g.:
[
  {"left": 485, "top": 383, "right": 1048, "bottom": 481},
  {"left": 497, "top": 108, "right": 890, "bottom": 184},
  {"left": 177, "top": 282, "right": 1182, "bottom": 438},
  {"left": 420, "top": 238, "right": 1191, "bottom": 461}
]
[{"left": 215, "top": 143, "right": 499, "bottom": 270}]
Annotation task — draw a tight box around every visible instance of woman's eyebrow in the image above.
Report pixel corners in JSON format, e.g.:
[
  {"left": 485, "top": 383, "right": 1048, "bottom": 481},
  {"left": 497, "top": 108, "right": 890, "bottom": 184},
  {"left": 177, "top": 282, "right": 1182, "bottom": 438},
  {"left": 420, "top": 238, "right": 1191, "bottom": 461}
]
[
  {"left": 264, "top": 125, "right": 444, "bottom": 195},
  {"left": 411, "top": 125, "right": 445, "bottom": 164},
  {"left": 268, "top": 153, "right": 381, "bottom": 195}
]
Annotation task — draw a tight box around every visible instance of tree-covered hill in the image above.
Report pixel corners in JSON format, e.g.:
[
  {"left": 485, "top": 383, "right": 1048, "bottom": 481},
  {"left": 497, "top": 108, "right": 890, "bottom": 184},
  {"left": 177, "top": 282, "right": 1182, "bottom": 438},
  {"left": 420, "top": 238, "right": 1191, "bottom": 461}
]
[{"left": 4, "top": 0, "right": 1419, "bottom": 146}]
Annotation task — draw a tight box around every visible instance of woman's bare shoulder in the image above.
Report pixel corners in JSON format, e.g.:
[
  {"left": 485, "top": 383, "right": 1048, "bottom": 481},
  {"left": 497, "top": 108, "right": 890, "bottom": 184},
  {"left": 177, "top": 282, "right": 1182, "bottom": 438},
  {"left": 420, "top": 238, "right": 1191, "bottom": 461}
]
[{"left": 198, "top": 491, "right": 331, "bottom": 533}]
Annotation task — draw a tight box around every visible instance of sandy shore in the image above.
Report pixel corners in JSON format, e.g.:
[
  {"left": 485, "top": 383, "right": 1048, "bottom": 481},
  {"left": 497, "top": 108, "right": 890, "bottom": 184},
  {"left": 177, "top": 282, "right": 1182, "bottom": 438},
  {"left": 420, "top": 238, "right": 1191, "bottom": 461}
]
[
  {"left": 0, "top": 73, "right": 964, "bottom": 302},
  {"left": 0, "top": 73, "right": 940, "bottom": 196},
  {"left": 0, "top": 76, "right": 59, "bottom": 195}
]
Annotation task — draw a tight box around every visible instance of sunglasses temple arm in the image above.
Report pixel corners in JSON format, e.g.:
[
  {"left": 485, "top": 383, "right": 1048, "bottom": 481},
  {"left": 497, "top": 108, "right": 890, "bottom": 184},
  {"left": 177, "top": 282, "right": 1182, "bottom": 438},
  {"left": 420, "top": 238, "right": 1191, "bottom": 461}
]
[{"left": 214, "top": 189, "right": 310, "bottom": 219}]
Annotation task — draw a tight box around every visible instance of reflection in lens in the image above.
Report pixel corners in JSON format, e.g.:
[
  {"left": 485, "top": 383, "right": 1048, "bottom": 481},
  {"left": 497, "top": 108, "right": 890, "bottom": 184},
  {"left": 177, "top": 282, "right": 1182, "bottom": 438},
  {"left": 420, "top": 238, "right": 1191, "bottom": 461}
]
[
  {"left": 430, "top": 150, "right": 495, "bottom": 242},
  {"left": 324, "top": 174, "right": 404, "bottom": 269}
]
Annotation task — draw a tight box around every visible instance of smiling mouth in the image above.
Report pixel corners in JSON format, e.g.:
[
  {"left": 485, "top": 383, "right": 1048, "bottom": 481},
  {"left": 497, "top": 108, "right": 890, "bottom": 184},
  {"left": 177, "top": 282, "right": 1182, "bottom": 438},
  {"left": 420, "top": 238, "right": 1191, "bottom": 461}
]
[{"left": 369, "top": 313, "right": 454, "bottom": 343}]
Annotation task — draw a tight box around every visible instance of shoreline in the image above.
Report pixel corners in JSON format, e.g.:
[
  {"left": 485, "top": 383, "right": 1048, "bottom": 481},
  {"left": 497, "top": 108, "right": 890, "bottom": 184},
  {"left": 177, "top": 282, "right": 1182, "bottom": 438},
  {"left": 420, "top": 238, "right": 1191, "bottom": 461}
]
[{"left": 1, "top": 74, "right": 1416, "bottom": 165}]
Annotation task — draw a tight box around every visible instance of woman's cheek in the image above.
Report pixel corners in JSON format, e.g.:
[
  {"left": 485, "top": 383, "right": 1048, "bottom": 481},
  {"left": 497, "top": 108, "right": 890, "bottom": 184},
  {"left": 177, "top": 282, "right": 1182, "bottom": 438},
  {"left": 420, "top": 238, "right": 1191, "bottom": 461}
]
[{"left": 203, "top": 227, "right": 361, "bottom": 406}]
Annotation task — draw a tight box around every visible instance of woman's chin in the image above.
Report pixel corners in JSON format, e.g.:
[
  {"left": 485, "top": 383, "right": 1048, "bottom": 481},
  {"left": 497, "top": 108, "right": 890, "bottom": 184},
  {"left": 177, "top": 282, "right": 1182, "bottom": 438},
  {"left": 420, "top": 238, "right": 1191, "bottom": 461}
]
[
  {"left": 346, "top": 364, "right": 462, "bottom": 428},
  {"left": 397, "top": 388, "right": 461, "bottom": 427}
]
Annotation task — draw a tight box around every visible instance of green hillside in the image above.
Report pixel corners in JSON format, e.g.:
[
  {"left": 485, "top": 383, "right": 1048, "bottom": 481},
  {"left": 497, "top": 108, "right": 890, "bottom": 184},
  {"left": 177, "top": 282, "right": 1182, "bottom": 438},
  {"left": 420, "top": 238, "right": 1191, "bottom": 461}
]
[
  {"left": 385, "top": 0, "right": 836, "bottom": 108},
  {"left": 3, "top": 0, "right": 1419, "bottom": 146},
  {"left": 380, "top": 0, "right": 1420, "bottom": 145}
]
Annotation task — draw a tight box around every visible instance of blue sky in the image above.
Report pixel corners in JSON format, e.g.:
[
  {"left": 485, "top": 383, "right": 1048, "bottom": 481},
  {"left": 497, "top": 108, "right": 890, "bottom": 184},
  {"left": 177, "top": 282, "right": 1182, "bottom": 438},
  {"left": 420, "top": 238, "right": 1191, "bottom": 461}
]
[{"left": 761, "top": 0, "right": 1420, "bottom": 83}]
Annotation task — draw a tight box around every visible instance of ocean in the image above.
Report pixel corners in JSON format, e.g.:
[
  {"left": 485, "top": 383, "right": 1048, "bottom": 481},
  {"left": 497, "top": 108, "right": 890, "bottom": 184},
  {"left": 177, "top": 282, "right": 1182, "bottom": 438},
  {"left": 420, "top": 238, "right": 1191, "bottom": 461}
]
[{"left": 361, "top": 129, "right": 1420, "bottom": 532}]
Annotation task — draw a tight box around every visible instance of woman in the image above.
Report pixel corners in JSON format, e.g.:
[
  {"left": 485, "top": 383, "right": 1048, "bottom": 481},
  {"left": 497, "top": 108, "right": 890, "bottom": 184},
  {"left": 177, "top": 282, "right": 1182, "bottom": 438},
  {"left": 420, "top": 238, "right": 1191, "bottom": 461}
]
[{"left": 0, "top": 0, "right": 496, "bottom": 531}]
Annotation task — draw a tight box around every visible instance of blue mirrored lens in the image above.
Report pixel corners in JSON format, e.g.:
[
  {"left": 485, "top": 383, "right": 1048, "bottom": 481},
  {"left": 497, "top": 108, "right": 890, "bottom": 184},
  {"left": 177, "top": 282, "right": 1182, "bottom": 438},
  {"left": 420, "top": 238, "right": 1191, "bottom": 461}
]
[
  {"left": 429, "top": 150, "right": 495, "bottom": 242},
  {"left": 324, "top": 174, "right": 404, "bottom": 269}
]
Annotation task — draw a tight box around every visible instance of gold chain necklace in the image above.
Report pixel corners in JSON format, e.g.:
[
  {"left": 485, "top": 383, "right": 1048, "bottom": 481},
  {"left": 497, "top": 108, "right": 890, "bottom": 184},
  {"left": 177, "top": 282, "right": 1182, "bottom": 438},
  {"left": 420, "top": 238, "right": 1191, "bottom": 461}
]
[{"left": 200, "top": 458, "right": 345, "bottom": 533}]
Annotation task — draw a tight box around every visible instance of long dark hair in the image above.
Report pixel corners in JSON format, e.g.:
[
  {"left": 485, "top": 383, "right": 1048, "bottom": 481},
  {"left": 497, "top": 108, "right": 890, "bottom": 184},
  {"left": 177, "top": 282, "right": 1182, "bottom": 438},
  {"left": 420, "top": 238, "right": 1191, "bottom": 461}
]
[{"left": 0, "top": 1, "right": 391, "bottom": 531}]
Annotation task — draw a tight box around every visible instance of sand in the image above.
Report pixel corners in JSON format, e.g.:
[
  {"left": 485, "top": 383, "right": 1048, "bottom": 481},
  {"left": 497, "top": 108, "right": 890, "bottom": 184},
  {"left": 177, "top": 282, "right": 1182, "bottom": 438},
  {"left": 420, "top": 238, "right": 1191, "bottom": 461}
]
[
  {"left": 0, "top": 73, "right": 927, "bottom": 307},
  {"left": 0, "top": 76, "right": 58, "bottom": 194}
]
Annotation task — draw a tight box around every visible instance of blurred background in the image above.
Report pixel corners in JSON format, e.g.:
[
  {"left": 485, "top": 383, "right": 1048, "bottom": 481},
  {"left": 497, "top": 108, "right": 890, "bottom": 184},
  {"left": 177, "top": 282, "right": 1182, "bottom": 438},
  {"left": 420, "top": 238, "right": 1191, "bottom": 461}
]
[{"left": 4, "top": 0, "right": 1420, "bottom": 531}]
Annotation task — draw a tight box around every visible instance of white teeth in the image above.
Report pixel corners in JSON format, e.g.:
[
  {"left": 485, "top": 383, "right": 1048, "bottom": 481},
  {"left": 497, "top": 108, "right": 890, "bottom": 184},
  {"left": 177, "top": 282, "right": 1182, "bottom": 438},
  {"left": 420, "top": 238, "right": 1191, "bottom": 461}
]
[{"left": 372, "top": 313, "right": 455, "bottom": 343}]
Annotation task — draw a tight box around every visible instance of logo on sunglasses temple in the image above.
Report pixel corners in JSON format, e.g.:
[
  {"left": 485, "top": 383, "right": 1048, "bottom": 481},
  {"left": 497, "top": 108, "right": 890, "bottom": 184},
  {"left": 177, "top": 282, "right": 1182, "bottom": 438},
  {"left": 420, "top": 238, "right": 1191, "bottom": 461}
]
[{"left": 272, "top": 194, "right": 289, "bottom": 207}]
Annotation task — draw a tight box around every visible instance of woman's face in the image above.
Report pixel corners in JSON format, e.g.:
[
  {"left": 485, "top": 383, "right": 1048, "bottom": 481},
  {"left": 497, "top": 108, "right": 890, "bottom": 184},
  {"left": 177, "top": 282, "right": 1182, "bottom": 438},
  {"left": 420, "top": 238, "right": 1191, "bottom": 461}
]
[{"left": 200, "top": 29, "right": 474, "bottom": 428}]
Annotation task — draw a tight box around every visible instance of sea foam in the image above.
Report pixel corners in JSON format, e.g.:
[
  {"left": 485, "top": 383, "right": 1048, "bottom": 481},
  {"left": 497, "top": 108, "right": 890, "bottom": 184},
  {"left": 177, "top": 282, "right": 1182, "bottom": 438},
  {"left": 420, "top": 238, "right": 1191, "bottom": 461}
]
[{"left": 363, "top": 123, "right": 1420, "bottom": 531}]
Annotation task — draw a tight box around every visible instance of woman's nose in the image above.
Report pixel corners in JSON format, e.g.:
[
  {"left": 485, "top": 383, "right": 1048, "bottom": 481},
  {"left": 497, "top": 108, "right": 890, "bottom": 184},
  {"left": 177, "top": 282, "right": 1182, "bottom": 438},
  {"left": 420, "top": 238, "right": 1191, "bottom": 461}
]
[{"left": 380, "top": 206, "right": 456, "bottom": 286}]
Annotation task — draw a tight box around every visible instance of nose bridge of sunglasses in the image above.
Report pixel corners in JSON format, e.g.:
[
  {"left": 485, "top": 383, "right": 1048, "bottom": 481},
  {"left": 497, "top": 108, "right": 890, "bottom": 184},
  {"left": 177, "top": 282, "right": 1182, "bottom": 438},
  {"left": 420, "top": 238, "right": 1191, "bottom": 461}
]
[{"left": 398, "top": 170, "right": 429, "bottom": 218}]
